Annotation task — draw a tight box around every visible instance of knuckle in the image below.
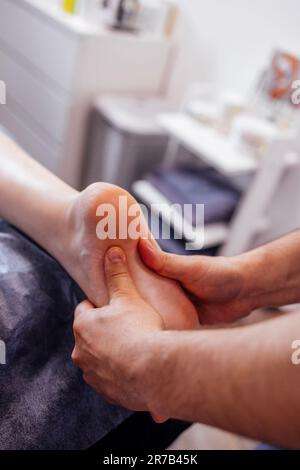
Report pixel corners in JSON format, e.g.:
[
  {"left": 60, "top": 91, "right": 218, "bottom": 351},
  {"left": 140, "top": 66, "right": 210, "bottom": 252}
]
[
  {"left": 75, "top": 301, "right": 86, "bottom": 314},
  {"left": 71, "top": 349, "right": 81, "bottom": 366},
  {"left": 73, "top": 318, "right": 80, "bottom": 335},
  {"left": 74, "top": 303, "right": 85, "bottom": 320},
  {"left": 73, "top": 315, "right": 85, "bottom": 336},
  {"left": 110, "top": 270, "right": 128, "bottom": 282}
]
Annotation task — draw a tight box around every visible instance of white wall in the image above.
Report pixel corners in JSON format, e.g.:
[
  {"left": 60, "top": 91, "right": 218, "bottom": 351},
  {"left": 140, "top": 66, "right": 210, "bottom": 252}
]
[{"left": 169, "top": 0, "right": 300, "bottom": 101}]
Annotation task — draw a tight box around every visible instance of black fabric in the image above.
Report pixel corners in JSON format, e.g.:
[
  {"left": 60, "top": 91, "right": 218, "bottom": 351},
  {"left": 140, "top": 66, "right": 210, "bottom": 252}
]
[
  {"left": 90, "top": 413, "right": 191, "bottom": 451},
  {"left": 0, "top": 219, "right": 130, "bottom": 450}
]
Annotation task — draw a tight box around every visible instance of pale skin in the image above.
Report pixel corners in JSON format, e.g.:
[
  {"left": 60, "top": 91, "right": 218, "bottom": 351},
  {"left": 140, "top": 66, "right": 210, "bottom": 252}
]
[
  {"left": 0, "top": 132, "right": 199, "bottom": 331},
  {"left": 73, "top": 243, "right": 300, "bottom": 449}
]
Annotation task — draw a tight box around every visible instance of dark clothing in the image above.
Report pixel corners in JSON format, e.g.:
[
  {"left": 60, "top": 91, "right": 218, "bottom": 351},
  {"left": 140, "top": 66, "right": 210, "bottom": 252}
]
[{"left": 0, "top": 219, "right": 130, "bottom": 450}]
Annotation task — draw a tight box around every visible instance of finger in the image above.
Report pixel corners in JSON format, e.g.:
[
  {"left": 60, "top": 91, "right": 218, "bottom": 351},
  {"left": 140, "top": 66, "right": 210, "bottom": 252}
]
[
  {"left": 74, "top": 299, "right": 94, "bottom": 320},
  {"left": 139, "top": 238, "right": 193, "bottom": 281},
  {"left": 105, "top": 246, "right": 139, "bottom": 302},
  {"left": 151, "top": 414, "right": 169, "bottom": 424}
]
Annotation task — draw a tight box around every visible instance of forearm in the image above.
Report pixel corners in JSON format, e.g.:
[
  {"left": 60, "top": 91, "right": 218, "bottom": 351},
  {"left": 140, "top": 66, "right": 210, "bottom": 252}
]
[
  {"left": 237, "top": 231, "right": 300, "bottom": 310},
  {"left": 0, "top": 133, "right": 77, "bottom": 260},
  {"left": 145, "top": 313, "right": 300, "bottom": 448}
]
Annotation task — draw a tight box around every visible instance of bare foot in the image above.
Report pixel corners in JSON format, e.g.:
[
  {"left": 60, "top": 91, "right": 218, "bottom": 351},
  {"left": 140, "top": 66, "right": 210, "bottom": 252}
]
[{"left": 63, "top": 183, "right": 199, "bottom": 331}]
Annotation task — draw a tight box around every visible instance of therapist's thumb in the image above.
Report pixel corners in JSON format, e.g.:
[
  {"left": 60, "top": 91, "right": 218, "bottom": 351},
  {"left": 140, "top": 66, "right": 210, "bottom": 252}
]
[
  {"left": 105, "top": 247, "right": 139, "bottom": 302},
  {"left": 139, "top": 238, "right": 187, "bottom": 281}
]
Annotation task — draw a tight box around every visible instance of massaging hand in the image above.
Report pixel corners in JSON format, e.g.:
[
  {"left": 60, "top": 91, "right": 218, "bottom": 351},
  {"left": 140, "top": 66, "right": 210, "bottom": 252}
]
[
  {"left": 64, "top": 184, "right": 199, "bottom": 331},
  {"left": 0, "top": 134, "right": 198, "bottom": 330},
  {"left": 72, "top": 246, "right": 164, "bottom": 414},
  {"left": 139, "top": 238, "right": 251, "bottom": 325}
]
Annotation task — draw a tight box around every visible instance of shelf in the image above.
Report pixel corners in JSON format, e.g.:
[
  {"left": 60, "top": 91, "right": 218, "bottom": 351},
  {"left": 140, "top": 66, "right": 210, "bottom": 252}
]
[
  {"left": 24, "top": 0, "right": 173, "bottom": 41},
  {"left": 158, "top": 113, "right": 258, "bottom": 175},
  {"left": 133, "top": 180, "right": 229, "bottom": 249},
  {"left": 24, "top": 0, "right": 96, "bottom": 34}
]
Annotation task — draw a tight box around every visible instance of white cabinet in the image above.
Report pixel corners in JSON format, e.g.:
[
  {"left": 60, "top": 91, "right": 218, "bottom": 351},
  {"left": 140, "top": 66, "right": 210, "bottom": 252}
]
[{"left": 0, "top": 0, "right": 171, "bottom": 187}]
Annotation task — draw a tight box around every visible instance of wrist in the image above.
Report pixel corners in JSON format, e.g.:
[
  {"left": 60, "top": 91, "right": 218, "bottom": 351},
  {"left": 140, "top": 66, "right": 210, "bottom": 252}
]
[
  {"left": 138, "top": 332, "right": 176, "bottom": 417},
  {"left": 235, "top": 247, "right": 271, "bottom": 311}
]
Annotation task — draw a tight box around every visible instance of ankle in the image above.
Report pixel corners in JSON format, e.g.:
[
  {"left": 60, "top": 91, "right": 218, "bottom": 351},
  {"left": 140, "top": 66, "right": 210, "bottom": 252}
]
[{"left": 49, "top": 191, "right": 79, "bottom": 269}]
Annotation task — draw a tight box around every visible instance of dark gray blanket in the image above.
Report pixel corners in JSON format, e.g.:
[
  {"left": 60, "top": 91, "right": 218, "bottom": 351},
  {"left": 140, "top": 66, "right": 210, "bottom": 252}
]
[
  {"left": 146, "top": 166, "right": 241, "bottom": 225},
  {"left": 0, "top": 219, "right": 130, "bottom": 450}
]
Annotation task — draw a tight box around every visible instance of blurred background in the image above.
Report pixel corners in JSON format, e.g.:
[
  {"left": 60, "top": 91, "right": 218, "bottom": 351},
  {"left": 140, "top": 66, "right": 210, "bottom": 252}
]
[{"left": 1, "top": 0, "right": 300, "bottom": 261}]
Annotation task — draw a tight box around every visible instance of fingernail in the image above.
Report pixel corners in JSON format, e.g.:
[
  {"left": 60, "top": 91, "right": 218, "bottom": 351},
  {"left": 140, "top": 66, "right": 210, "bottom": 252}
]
[
  {"left": 107, "top": 247, "right": 125, "bottom": 264},
  {"left": 151, "top": 414, "right": 168, "bottom": 424}
]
